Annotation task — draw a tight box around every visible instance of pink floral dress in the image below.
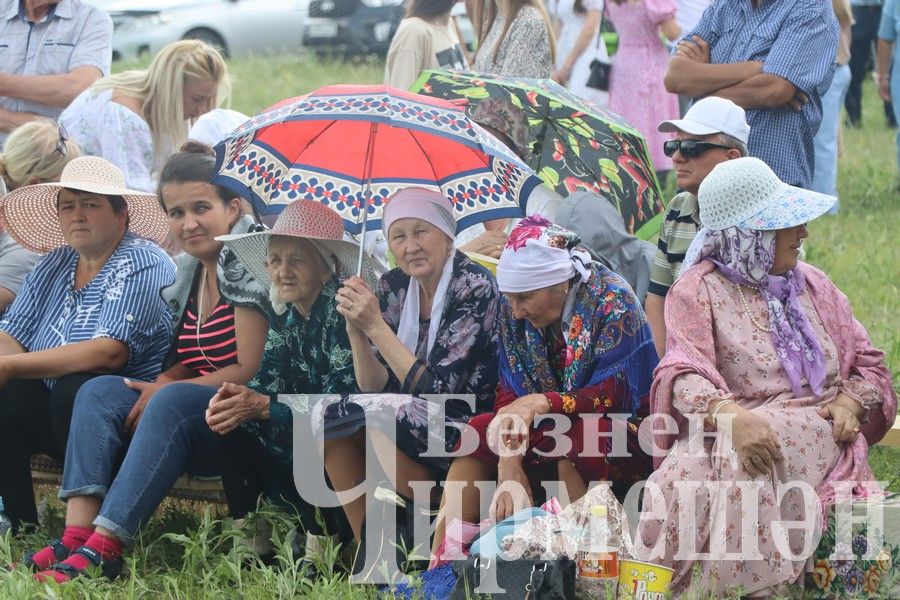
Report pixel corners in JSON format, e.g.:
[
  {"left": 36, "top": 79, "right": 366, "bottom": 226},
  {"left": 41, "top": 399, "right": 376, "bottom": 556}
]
[
  {"left": 635, "top": 267, "right": 888, "bottom": 596},
  {"left": 605, "top": 0, "right": 680, "bottom": 172}
]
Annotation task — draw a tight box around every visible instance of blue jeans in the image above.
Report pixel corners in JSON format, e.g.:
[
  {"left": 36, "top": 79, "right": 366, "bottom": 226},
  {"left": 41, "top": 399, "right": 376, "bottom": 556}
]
[
  {"left": 812, "top": 63, "right": 852, "bottom": 205},
  {"left": 60, "top": 376, "right": 220, "bottom": 542}
]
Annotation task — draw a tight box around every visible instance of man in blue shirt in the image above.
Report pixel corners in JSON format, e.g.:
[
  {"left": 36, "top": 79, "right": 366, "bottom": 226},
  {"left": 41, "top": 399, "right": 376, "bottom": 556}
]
[
  {"left": 0, "top": 1, "right": 112, "bottom": 142},
  {"left": 664, "top": 0, "right": 839, "bottom": 188}
]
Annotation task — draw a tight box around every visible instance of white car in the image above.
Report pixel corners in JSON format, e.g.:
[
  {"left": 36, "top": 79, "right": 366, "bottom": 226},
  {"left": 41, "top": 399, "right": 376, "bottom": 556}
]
[{"left": 90, "top": 0, "right": 308, "bottom": 60}]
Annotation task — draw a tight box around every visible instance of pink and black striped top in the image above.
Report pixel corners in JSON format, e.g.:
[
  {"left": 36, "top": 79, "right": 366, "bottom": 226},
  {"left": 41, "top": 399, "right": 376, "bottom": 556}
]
[{"left": 175, "top": 296, "right": 238, "bottom": 375}]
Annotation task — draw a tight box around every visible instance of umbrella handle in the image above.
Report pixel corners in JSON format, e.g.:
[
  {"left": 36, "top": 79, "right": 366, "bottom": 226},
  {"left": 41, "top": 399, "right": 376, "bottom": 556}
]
[
  {"left": 356, "top": 214, "right": 368, "bottom": 277},
  {"left": 357, "top": 122, "right": 379, "bottom": 279}
]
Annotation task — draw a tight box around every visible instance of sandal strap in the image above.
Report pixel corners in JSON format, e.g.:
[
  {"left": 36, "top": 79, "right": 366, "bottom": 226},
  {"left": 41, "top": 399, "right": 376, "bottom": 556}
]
[
  {"left": 23, "top": 539, "right": 70, "bottom": 569},
  {"left": 48, "top": 546, "right": 123, "bottom": 580}
]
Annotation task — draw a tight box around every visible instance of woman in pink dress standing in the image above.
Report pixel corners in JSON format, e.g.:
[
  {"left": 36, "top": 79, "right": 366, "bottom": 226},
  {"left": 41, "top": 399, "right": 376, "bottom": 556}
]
[{"left": 605, "top": 0, "right": 680, "bottom": 183}]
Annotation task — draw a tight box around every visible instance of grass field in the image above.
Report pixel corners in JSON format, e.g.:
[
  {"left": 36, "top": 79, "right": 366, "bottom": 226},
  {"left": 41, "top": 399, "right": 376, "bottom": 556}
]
[{"left": 0, "top": 53, "right": 897, "bottom": 598}]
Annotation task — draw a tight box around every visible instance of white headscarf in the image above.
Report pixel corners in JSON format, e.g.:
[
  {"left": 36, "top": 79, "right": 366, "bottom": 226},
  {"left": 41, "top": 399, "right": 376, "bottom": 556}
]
[{"left": 496, "top": 216, "right": 591, "bottom": 293}]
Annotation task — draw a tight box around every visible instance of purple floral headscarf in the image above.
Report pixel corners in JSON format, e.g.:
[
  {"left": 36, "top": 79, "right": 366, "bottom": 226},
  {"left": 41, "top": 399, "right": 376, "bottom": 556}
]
[{"left": 682, "top": 226, "right": 826, "bottom": 397}]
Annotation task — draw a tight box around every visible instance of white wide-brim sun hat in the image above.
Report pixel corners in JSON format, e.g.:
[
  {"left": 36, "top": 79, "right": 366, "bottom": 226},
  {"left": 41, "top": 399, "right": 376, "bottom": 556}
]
[
  {"left": 217, "top": 200, "right": 378, "bottom": 292},
  {"left": 698, "top": 157, "right": 836, "bottom": 231},
  {"left": 0, "top": 156, "right": 170, "bottom": 253}
]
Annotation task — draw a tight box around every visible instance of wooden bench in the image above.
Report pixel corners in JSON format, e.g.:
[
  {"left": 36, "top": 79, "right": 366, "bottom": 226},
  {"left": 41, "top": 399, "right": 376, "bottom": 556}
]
[
  {"left": 31, "top": 454, "right": 226, "bottom": 504},
  {"left": 29, "top": 421, "right": 897, "bottom": 503},
  {"left": 877, "top": 422, "right": 900, "bottom": 448}
]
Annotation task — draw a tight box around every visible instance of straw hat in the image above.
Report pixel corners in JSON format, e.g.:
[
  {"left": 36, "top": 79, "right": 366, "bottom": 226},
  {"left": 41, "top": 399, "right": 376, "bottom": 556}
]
[
  {"left": 698, "top": 157, "right": 836, "bottom": 231},
  {"left": 0, "top": 156, "right": 170, "bottom": 253},
  {"left": 217, "top": 201, "right": 378, "bottom": 292}
]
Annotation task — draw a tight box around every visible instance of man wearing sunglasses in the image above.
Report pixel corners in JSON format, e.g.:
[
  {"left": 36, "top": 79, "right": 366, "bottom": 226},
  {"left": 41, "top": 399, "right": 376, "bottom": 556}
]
[
  {"left": 0, "top": 1, "right": 112, "bottom": 143},
  {"left": 645, "top": 96, "right": 749, "bottom": 357},
  {"left": 663, "top": 0, "right": 838, "bottom": 190}
]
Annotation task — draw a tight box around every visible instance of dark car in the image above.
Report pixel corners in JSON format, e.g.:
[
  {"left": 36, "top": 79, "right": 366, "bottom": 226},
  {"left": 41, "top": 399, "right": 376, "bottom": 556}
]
[{"left": 303, "top": 0, "right": 404, "bottom": 56}]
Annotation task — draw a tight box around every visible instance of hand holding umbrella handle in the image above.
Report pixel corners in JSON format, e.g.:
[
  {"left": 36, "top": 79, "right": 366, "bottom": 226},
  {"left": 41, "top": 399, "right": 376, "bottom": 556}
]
[{"left": 337, "top": 277, "right": 383, "bottom": 337}]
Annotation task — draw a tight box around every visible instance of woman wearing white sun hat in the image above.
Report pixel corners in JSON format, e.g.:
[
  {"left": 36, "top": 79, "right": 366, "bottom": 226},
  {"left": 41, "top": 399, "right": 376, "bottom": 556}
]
[
  {"left": 635, "top": 157, "right": 896, "bottom": 595},
  {"left": 0, "top": 156, "right": 174, "bottom": 533}
]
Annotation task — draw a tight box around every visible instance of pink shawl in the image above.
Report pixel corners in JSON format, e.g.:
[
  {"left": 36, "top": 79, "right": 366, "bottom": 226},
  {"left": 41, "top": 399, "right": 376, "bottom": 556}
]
[{"left": 650, "top": 260, "right": 897, "bottom": 504}]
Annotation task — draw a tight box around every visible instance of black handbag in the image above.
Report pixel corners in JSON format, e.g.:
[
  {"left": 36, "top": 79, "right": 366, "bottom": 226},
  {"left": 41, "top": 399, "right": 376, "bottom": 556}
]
[
  {"left": 450, "top": 556, "right": 576, "bottom": 599},
  {"left": 586, "top": 9, "right": 612, "bottom": 92},
  {"left": 586, "top": 59, "right": 612, "bottom": 92}
]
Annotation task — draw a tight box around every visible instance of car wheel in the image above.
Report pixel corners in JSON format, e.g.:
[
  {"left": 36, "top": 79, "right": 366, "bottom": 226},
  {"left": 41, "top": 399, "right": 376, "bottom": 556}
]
[{"left": 183, "top": 28, "right": 229, "bottom": 58}]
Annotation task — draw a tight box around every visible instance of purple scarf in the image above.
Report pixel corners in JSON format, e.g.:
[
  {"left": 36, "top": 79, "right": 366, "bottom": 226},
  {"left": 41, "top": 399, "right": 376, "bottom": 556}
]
[{"left": 684, "top": 227, "right": 826, "bottom": 397}]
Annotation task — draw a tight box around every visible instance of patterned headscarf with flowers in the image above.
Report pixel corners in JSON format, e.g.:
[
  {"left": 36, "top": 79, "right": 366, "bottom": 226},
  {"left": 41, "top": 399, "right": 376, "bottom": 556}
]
[{"left": 496, "top": 216, "right": 657, "bottom": 415}]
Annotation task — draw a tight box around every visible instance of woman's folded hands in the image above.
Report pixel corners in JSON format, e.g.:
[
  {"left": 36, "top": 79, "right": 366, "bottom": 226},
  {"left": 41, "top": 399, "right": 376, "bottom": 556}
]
[
  {"left": 720, "top": 404, "right": 784, "bottom": 478},
  {"left": 818, "top": 392, "right": 865, "bottom": 444}
]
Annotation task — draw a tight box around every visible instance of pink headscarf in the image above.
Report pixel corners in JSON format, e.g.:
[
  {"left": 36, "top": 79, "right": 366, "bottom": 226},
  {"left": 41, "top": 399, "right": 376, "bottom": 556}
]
[{"left": 382, "top": 187, "right": 456, "bottom": 240}]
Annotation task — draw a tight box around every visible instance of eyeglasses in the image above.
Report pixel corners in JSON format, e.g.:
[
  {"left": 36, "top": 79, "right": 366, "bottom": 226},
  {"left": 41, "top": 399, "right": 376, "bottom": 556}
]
[
  {"left": 54, "top": 124, "right": 69, "bottom": 157},
  {"left": 25, "top": 124, "right": 68, "bottom": 176},
  {"left": 663, "top": 139, "right": 733, "bottom": 158}
]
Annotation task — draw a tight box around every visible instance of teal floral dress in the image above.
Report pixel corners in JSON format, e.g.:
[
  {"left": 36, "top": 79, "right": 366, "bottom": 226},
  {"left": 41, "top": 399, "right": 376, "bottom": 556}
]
[
  {"left": 241, "top": 277, "right": 356, "bottom": 463},
  {"left": 318, "top": 251, "right": 500, "bottom": 473}
]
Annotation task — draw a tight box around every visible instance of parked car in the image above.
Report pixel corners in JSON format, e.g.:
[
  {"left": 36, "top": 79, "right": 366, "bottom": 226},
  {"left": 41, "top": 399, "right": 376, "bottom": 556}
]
[
  {"left": 90, "top": 0, "right": 308, "bottom": 60},
  {"left": 303, "top": 0, "right": 404, "bottom": 56}
]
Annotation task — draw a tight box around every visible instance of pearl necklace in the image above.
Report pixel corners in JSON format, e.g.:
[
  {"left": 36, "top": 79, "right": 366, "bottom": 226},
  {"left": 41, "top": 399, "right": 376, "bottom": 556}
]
[{"left": 736, "top": 284, "right": 774, "bottom": 332}]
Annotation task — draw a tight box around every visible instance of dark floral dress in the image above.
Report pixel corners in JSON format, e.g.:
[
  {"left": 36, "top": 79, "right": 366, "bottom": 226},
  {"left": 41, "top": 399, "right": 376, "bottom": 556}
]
[
  {"left": 318, "top": 251, "right": 499, "bottom": 473},
  {"left": 242, "top": 277, "right": 357, "bottom": 464}
]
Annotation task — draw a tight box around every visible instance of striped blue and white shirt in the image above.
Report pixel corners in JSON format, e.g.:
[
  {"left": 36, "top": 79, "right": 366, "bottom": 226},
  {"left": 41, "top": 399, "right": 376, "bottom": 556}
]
[
  {"left": 686, "top": 0, "right": 839, "bottom": 188},
  {"left": 0, "top": 233, "right": 176, "bottom": 387}
]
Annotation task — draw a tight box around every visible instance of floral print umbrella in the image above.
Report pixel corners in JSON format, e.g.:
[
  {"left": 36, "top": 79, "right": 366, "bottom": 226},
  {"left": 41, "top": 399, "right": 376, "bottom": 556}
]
[{"left": 411, "top": 70, "right": 665, "bottom": 240}]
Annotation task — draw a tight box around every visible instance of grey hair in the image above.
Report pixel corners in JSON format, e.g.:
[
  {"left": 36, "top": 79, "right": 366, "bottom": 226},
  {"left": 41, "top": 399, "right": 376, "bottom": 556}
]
[{"left": 714, "top": 132, "right": 749, "bottom": 157}]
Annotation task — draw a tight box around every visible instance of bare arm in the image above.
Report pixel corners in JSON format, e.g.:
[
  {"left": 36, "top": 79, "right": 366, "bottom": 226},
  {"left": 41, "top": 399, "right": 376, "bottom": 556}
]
[
  {"left": 659, "top": 18, "right": 681, "bottom": 43},
  {"left": 0, "top": 107, "right": 43, "bottom": 134},
  {"left": 711, "top": 73, "right": 798, "bottom": 109},
  {"left": 452, "top": 16, "right": 472, "bottom": 63},
  {"left": 664, "top": 55, "right": 764, "bottom": 96},
  {"left": 346, "top": 327, "right": 390, "bottom": 392},
  {"left": 644, "top": 292, "right": 667, "bottom": 359},
  {"left": 364, "top": 320, "right": 419, "bottom": 389},
  {"left": 876, "top": 39, "right": 894, "bottom": 102},
  {"left": 0, "top": 331, "right": 25, "bottom": 357},
  {"left": 0, "top": 66, "right": 102, "bottom": 109},
  {"left": 1, "top": 337, "right": 128, "bottom": 380},
  {"left": 0, "top": 288, "right": 16, "bottom": 314},
  {"left": 553, "top": 11, "right": 601, "bottom": 85},
  {"left": 337, "top": 275, "right": 418, "bottom": 392}
]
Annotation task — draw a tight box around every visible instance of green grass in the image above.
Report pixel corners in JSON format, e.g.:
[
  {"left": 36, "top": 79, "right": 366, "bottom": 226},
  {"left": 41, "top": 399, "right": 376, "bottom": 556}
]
[{"left": 1, "top": 53, "right": 897, "bottom": 598}]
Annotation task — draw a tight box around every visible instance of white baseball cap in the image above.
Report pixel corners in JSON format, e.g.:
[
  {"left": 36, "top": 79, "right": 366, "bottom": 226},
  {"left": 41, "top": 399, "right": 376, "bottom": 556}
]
[{"left": 658, "top": 97, "right": 751, "bottom": 145}]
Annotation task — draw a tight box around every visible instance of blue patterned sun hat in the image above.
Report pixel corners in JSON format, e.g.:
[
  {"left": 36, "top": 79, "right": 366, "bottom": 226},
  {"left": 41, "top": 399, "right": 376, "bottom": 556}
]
[{"left": 697, "top": 157, "right": 835, "bottom": 231}]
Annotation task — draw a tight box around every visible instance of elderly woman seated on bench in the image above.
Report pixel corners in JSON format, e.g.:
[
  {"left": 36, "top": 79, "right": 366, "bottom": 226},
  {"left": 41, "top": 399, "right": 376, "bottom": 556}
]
[
  {"left": 432, "top": 215, "right": 658, "bottom": 557},
  {"left": 210, "top": 200, "right": 362, "bottom": 567},
  {"left": 24, "top": 146, "right": 269, "bottom": 582},
  {"left": 634, "top": 158, "right": 897, "bottom": 597}
]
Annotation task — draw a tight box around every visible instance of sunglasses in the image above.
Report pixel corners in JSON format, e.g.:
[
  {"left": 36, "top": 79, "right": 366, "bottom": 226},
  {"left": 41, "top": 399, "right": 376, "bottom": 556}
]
[
  {"left": 663, "top": 139, "right": 733, "bottom": 158},
  {"left": 25, "top": 124, "right": 68, "bottom": 176}
]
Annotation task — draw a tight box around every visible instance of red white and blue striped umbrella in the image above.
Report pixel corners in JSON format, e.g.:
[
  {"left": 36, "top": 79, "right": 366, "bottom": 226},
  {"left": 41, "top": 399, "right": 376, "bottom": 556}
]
[{"left": 212, "top": 84, "right": 542, "bottom": 236}]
